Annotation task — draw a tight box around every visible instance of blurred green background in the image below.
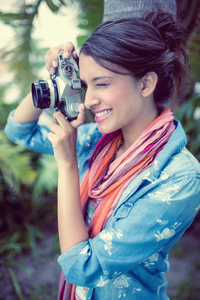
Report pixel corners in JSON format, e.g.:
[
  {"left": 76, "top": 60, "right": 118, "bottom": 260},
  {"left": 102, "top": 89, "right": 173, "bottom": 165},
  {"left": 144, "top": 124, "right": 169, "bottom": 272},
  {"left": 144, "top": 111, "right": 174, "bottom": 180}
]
[{"left": 0, "top": 0, "right": 200, "bottom": 299}]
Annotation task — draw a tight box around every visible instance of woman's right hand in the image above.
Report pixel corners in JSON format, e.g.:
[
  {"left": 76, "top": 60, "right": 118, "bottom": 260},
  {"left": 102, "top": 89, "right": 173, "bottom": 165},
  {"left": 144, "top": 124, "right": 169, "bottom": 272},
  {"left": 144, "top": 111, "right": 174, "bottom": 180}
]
[{"left": 45, "top": 41, "right": 79, "bottom": 75}]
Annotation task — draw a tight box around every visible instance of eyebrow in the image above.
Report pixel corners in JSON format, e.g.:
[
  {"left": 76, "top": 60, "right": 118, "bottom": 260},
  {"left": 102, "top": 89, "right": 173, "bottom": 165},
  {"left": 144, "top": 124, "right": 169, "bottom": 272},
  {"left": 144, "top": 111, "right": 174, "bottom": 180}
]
[
  {"left": 80, "top": 76, "right": 113, "bottom": 84},
  {"left": 92, "top": 76, "right": 113, "bottom": 82}
]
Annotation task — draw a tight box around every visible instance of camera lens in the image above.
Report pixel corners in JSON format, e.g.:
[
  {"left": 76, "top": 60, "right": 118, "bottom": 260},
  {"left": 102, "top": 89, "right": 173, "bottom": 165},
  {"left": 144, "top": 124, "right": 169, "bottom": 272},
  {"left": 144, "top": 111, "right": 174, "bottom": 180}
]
[{"left": 32, "top": 80, "right": 52, "bottom": 109}]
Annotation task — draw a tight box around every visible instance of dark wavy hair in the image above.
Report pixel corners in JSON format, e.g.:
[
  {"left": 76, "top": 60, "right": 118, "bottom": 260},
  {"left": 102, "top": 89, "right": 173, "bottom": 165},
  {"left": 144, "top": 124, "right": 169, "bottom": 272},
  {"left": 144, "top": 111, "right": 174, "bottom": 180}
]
[{"left": 80, "top": 10, "right": 190, "bottom": 108}]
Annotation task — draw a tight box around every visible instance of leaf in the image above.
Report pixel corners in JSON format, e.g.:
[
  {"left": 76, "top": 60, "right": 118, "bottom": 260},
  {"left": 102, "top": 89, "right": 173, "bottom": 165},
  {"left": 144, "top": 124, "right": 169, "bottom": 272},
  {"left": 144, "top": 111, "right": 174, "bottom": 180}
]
[
  {"left": 8, "top": 268, "right": 24, "bottom": 300},
  {"left": 156, "top": 219, "right": 163, "bottom": 224},
  {"left": 0, "top": 131, "right": 36, "bottom": 193},
  {"left": 45, "top": 0, "right": 60, "bottom": 12},
  {"left": 51, "top": 233, "right": 60, "bottom": 253},
  {"left": 0, "top": 11, "right": 24, "bottom": 24},
  {"left": 33, "top": 154, "right": 58, "bottom": 202},
  {"left": 58, "top": 0, "right": 67, "bottom": 5},
  {"left": 0, "top": 243, "right": 21, "bottom": 255},
  {"left": 175, "top": 92, "right": 200, "bottom": 159},
  {"left": 76, "top": 0, "right": 103, "bottom": 47},
  {"left": 12, "top": 262, "right": 33, "bottom": 277},
  {"left": 26, "top": 224, "right": 43, "bottom": 262},
  {"left": 188, "top": 25, "right": 200, "bottom": 82}
]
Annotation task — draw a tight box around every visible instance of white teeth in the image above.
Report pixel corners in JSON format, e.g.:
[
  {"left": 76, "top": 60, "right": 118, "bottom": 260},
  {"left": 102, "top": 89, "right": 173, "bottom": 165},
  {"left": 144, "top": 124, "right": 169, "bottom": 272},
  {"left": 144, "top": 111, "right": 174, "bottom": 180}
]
[{"left": 95, "top": 110, "right": 111, "bottom": 117}]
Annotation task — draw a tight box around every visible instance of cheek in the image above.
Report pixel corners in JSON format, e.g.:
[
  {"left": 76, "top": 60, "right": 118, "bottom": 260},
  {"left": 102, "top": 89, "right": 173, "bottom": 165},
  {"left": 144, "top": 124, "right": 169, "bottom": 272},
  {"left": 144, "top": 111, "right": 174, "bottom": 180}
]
[{"left": 106, "top": 89, "right": 126, "bottom": 106}]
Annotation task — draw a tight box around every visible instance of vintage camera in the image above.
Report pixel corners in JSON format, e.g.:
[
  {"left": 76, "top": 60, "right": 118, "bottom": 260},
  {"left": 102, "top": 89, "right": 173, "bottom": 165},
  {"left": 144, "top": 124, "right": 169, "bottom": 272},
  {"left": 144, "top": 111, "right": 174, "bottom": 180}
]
[{"left": 31, "top": 51, "right": 82, "bottom": 120}]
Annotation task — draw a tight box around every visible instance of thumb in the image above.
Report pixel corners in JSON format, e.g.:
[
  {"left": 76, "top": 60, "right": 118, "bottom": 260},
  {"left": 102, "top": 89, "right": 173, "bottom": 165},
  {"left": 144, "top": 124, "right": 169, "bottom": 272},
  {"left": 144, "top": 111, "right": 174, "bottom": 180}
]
[{"left": 70, "top": 103, "right": 86, "bottom": 128}]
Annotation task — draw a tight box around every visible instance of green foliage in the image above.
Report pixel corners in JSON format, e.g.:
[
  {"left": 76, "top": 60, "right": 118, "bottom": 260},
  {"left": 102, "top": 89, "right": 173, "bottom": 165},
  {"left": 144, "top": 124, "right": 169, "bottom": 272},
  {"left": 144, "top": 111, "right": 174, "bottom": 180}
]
[
  {"left": 0, "top": 131, "right": 36, "bottom": 193},
  {"left": 8, "top": 268, "right": 25, "bottom": 300},
  {"left": 0, "top": 0, "right": 64, "bottom": 97},
  {"left": 0, "top": 100, "right": 58, "bottom": 299},
  {"left": 171, "top": 242, "right": 186, "bottom": 258},
  {"left": 0, "top": 102, "right": 16, "bottom": 130},
  {"left": 0, "top": 1, "right": 95, "bottom": 298},
  {"left": 0, "top": 221, "right": 40, "bottom": 299},
  {"left": 76, "top": 0, "right": 104, "bottom": 46},
  {"left": 175, "top": 92, "right": 200, "bottom": 160},
  {"left": 174, "top": 281, "right": 200, "bottom": 300},
  {"left": 188, "top": 26, "right": 200, "bottom": 83},
  {"left": 194, "top": 257, "right": 200, "bottom": 270},
  {"left": 30, "top": 283, "right": 58, "bottom": 300},
  {"left": 33, "top": 154, "right": 58, "bottom": 202}
]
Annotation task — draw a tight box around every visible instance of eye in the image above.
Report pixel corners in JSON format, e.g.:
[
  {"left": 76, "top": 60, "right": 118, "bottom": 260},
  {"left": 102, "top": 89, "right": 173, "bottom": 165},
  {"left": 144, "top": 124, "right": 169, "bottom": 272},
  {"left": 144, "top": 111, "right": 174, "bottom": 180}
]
[{"left": 96, "top": 83, "right": 109, "bottom": 87}]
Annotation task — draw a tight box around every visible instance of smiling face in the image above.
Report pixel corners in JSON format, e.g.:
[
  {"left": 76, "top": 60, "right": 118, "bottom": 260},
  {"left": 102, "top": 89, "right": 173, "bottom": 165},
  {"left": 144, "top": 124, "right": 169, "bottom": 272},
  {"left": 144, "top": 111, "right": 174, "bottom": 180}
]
[{"left": 79, "top": 54, "right": 158, "bottom": 147}]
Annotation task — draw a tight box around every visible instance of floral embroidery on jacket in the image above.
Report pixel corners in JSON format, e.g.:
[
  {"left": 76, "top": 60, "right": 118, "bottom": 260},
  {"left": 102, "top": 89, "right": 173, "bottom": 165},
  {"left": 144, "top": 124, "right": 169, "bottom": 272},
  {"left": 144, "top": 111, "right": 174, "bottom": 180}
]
[
  {"left": 112, "top": 274, "right": 131, "bottom": 298},
  {"left": 143, "top": 252, "right": 159, "bottom": 268},
  {"left": 148, "top": 191, "right": 172, "bottom": 204},
  {"left": 132, "top": 287, "right": 142, "bottom": 295},
  {"left": 156, "top": 219, "right": 169, "bottom": 225},
  {"left": 154, "top": 222, "right": 182, "bottom": 242},
  {"left": 160, "top": 183, "right": 181, "bottom": 194},
  {"left": 148, "top": 182, "right": 181, "bottom": 205},
  {"left": 96, "top": 276, "right": 110, "bottom": 287},
  {"left": 100, "top": 229, "right": 123, "bottom": 255}
]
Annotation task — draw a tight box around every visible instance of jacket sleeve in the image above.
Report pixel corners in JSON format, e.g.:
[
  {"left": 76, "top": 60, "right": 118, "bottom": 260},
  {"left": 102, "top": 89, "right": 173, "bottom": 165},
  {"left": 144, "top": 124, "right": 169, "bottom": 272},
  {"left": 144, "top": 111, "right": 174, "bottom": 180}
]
[
  {"left": 4, "top": 112, "right": 102, "bottom": 180},
  {"left": 57, "top": 174, "right": 200, "bottom": 287},
  {"left": 4, "top": 110, "right": 54, "bottom": 154}
]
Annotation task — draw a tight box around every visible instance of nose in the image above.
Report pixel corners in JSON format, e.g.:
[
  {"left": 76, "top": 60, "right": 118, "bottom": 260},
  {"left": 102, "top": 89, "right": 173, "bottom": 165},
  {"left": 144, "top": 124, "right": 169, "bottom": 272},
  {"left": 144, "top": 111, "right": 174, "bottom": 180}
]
[{"left": 84, "top": 88, "right": 100, "bottom": 110}]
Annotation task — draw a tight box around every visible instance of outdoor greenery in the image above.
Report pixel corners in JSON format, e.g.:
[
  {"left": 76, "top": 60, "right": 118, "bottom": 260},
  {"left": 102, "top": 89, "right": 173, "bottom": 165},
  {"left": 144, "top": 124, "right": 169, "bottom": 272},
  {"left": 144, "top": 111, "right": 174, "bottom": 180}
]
[
  {"left": 0, "top": 1, "right": 103, "bottom": 298},
  {"left": 0, "top": 0, "right": 199, "bottom": 299}
]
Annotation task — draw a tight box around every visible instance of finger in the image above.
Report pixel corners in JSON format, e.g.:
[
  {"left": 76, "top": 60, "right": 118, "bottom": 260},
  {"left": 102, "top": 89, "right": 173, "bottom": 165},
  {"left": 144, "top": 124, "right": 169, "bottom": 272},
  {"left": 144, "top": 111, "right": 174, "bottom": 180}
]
[
  {"left": 72, "top": 50, "right": 79, "bottom": 66},
  {"left": 64, "top": 49, "right": 79, "bottom": 67},
  {"left": 45, "top": 44, "right": 65, "bottom": 73},
  {"left": 48, "top": 131, "right": 56, "bottom": 143},
  {"left": 53, "top": 111, "right": 71, "bottom": 129},
  {"left": 70, "top": 103, "right": 86, "bottom": 129},
  {"left": 63, "top": 41, "right": 76, "bottom": 59},
  {"left": 49, "top": 121, "right": 62, "bottom": 135}
]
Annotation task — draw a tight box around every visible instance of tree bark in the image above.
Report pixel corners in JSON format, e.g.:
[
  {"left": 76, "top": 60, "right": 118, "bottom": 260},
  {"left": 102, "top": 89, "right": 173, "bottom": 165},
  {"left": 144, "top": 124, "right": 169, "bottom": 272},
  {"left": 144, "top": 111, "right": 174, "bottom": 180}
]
[
  {"left": 102, "top": 0, "right": 200, "bottom": 37},
  {"left": 103, "top": 0, "right": 177, "bottom": 22}
]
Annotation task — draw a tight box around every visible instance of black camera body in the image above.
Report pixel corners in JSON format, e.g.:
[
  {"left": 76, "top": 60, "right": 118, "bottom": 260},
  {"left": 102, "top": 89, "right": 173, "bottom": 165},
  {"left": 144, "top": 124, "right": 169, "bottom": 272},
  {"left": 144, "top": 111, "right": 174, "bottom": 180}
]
[{"left": 32, "top": 51, "right": 82, "bottom": 120}]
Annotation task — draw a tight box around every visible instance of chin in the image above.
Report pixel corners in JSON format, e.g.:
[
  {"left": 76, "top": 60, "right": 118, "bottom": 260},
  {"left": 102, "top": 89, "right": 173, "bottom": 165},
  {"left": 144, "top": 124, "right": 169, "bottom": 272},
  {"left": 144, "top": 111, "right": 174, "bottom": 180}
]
[
  {"left": 97, "top": 123, "right": 118, "bottom": 134},
  {"left": 98, "top": 124, "right": 110, "bottom": 134}
]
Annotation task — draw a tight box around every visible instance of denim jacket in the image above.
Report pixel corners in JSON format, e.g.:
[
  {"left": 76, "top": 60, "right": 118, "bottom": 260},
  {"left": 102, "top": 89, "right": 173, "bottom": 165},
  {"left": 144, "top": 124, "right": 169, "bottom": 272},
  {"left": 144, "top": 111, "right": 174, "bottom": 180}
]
[{"left": 4, "top": 111, "right": 200, "bottom": 299}]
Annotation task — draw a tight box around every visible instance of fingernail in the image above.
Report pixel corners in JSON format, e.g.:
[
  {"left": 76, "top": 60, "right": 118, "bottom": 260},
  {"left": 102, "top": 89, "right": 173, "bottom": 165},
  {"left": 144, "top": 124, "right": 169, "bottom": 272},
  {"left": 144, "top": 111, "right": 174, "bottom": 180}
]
[
  {"left": 50, "top": 67, "right": 55, "bottom": 75},
  {"left": 52, "top": 60, "right": 57, "bottom": 68},
  {"left": 73, "top": 51, "right": 78, "bottom": 58},
  {"left": 80, "top": 103, "right": 85, "bottom": 111},
  {"left": 64, "top": 51, "right": 70, "bottom": 59}
]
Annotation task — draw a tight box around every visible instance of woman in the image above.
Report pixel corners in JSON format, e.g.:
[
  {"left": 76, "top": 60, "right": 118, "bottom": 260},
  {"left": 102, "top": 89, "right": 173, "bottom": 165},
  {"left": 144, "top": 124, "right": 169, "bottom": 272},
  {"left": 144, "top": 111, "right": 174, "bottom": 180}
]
[{"left": 5, "top": 10, "right": 200, "bottom": 300}]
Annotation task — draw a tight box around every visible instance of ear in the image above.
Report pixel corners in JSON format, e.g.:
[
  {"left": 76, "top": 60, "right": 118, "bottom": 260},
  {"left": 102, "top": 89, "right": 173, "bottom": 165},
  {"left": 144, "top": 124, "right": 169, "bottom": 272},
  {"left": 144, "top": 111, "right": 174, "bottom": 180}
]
[{"left": 141, "top": 72, "right": 158, "bottom": 98}]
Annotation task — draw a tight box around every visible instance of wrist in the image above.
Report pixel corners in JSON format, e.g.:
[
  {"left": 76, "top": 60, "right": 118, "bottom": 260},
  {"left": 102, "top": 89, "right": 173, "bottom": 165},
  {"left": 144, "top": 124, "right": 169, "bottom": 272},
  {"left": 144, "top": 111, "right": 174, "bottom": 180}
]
[
  {"left": 57, "top": 158, "right": 78, "bottom": 171},
  {"left": 55, "top": 150, "right": 77, "bottom": 167}
]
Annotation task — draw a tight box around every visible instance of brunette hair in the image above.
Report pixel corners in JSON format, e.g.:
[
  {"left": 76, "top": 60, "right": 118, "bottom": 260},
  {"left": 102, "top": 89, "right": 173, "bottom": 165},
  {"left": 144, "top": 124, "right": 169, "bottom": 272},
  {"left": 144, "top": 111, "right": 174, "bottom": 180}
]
[{"left": 80, "top": 10, "right": 189, "bottom": 108}]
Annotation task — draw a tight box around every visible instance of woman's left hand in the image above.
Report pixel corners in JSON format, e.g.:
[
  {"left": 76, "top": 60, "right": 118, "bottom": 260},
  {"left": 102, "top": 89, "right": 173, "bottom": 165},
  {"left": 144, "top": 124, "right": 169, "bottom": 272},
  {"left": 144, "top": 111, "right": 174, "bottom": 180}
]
[{"left": 48, "top": 103, "right": 86, "bottom": 166}]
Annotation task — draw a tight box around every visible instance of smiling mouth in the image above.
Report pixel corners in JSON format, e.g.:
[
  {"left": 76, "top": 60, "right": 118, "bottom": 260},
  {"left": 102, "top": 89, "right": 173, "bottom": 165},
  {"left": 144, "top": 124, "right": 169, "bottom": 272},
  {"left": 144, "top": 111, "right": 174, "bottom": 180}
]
[{"left": 95, "top": 109, "right": 112, "bottom": 117}]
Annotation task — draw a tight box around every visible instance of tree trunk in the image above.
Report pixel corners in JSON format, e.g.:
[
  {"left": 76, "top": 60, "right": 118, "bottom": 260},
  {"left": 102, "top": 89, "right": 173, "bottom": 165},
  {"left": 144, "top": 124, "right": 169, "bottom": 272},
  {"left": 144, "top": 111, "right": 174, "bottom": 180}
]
[
  {"left": 103, "top": 0, "right": 177, "bottom": 22},
  {"left": 102, "top": 0, "right": 200, "bottom": 37}
]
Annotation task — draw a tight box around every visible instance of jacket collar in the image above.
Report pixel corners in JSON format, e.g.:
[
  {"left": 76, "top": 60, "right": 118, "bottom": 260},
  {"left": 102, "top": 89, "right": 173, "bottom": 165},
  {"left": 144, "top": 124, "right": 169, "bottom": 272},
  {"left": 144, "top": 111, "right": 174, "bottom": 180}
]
[{"left": 113, "top": 120, "right": 187, "bottom": 209}]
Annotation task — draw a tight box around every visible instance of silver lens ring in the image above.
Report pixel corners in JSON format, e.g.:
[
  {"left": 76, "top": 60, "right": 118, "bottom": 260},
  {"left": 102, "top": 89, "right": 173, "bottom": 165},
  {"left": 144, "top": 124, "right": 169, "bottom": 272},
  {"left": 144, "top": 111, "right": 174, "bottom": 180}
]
[{"left": 47, "top": 80, "right": 56, "bottom": 107}]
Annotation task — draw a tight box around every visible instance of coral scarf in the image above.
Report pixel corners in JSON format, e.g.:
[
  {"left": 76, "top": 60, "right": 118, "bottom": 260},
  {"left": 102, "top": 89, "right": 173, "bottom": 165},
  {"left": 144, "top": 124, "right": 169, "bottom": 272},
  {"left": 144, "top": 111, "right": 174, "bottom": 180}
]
[{"left": 58, "top": 108, "right": 176, "bottom": 300}]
